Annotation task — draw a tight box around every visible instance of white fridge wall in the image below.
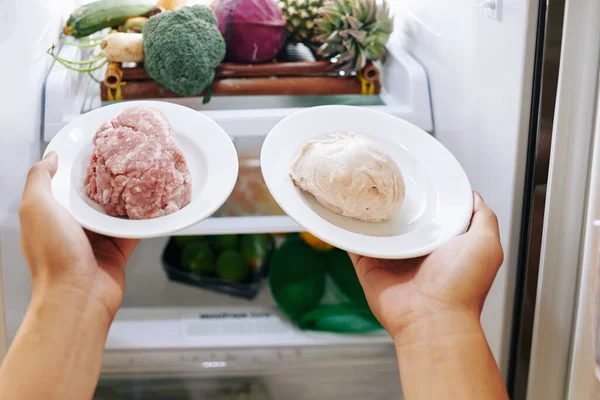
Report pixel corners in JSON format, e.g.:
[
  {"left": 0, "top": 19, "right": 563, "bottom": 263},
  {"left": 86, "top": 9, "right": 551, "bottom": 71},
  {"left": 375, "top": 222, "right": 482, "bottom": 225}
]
[
  {"left": 0, "top": 0, "right": 78, "bottom": 343},
  {"left": 401, "top": 0, "right": 539, "bottom": 373},
  {"left": 0, "top": 0, "right": 67, "bottom": 215}
]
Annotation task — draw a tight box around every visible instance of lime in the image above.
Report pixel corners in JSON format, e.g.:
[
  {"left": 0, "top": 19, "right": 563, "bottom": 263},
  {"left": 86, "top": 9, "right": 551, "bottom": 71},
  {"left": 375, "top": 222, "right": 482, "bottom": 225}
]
[
  {"left": 181, "top": 242, "right": 215, "bottom": 275},
  {"left": 173, "top": 235, "right": 206, "bottom": 247},
  {"left": 240, "top": 234, "right": 271, "bottom": 269},
  {"left": 212, "top": 234, "right": 239, "bottom": 251},
  {"left": 216, "top": 250, "right": 249, "bottom": 282}
]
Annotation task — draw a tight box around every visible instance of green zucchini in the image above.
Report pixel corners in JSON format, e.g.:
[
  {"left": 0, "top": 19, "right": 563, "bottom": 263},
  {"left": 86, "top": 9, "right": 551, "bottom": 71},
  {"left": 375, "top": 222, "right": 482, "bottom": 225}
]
[{"left": 63, "top": 0, "right": 156, "bottom": 38}]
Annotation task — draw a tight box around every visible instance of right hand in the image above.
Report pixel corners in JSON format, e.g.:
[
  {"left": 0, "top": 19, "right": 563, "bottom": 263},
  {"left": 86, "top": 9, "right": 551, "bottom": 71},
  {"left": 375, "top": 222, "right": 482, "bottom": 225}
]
[{"left": 349, "top": 192, "right": 504, "bottom": 343}]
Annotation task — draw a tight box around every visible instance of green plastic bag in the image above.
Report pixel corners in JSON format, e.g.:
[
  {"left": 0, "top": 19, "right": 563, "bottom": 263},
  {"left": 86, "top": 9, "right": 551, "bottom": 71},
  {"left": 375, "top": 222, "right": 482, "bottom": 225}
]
[{"left": 269, "top": 236, "right": 382, "bottom": 333}]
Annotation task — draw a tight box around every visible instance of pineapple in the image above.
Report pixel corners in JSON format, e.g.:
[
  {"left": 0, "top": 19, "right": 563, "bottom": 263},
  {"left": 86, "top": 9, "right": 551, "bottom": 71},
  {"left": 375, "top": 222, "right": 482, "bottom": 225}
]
[
  {"left": 314, "top": 0, "right": 393, "bottom": 73},
  {"left": 279, "top": 0, "right": 324, "bottom": 45}
]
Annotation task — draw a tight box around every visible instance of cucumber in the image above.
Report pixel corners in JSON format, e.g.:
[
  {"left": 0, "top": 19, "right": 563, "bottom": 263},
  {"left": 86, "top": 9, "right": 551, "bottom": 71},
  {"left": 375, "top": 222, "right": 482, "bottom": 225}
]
[{"left": 64, "top": 0, "right": 156, "bottom": 38}]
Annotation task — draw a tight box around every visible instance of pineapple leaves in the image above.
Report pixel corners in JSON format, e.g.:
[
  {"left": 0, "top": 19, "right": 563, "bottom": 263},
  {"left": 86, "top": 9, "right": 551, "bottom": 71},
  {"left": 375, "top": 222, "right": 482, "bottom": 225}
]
[
  {"left": 348, "top": 29, "right": 367, "bottom": 42},
  {"left": 346, "top": 15, "right": 363, "bottom": 30},
  {"left": 314, "top": 0, "right": 392, "bottom": 73}
]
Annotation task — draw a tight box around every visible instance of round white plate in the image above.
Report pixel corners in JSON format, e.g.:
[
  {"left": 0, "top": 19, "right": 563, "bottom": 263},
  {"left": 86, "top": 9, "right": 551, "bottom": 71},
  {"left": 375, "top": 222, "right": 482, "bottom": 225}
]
[
  {"left": 44, "top": 100, "right": 238, "bottom": 239},
  {"left": 261, "top": 105, "right": 473, "bottom": 259}
]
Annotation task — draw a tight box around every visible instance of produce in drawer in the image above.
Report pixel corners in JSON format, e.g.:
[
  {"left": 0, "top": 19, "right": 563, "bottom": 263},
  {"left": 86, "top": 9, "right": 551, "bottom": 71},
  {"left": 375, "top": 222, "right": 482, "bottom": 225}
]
[
  {"left": 84, "top": 106, "right": 192, "bottom": 219},
  {"left": 212, "top": 234, "right": 240, "bottom": 251},
  {"left": 290, "top": 133, "right": 405, "bottom": 222},
  {"left": 182, "top": 241, "right": 215, "bottom": 274},
  {"left": 216, "top": 250, "right": 249, "bottom": 282},
  {"left": 164, "top": 234, "right": 274, "bottom": 299},
  {"left": 213, "top": 0, "right": 286, "bottom": 63},
  {"left": 269, "top": 237, "right": 326, "bottom": 319},
  {"left": 269, "top": 235, "right": 380, "bottom": 333},
  {"left": 215, "top": 157, "right": 285, "bottom": 217},
  {"left": 241, "top": 234, "right": 273, "bottom": 269}
]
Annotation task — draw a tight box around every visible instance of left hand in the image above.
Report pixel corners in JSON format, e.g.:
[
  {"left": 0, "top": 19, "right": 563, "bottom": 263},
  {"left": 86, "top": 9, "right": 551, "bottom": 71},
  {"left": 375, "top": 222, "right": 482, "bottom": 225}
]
[{"left": 19, "top": 152, "right": 139, "bottom": 321}]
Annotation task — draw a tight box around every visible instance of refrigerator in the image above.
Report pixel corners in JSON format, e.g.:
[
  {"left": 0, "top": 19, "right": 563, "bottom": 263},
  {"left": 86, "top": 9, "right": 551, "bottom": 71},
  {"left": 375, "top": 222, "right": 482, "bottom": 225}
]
[{"left": 1, "top": 0, "right": 597, "bottom": 398}]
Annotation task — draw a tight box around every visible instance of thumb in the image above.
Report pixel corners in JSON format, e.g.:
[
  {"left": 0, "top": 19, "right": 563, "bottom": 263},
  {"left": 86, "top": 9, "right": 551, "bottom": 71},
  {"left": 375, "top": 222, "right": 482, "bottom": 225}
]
[
  {"left": 22, "top": 152, "right": 59, "bottom": 199},
  {"left": 465, "top": 191, "right": 500, "bottom": 238}
]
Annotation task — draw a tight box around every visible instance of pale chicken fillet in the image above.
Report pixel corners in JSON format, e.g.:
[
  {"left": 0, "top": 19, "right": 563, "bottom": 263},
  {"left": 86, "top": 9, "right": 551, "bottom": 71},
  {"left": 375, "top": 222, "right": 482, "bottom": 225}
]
[
  {"left": 290, "top": 133, "right": 405, "bottom": 222},
  {"left": 84, "top": 106, "right": 192, "bottom": 220}
]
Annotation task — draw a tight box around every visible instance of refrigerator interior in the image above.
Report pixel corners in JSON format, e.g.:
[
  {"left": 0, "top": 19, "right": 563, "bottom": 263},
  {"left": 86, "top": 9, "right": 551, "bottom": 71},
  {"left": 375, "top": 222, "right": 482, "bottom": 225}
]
[{"left": 0, "top": 0, "right": 542, "bottom": 398}]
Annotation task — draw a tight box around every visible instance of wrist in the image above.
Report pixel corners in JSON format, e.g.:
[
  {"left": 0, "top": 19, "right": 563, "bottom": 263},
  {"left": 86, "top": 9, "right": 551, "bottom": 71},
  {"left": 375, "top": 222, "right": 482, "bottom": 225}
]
[
  {"left": 30, "top": 282, "right": 114, "bottom": 331},
  {"left": 393, "top": 309, "right": 482, "bottom": 353}
]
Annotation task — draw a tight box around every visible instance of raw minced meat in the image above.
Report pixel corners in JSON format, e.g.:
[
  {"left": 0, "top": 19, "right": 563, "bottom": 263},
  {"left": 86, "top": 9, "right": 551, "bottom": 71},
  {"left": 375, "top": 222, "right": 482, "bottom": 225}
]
[{"left": 84, "top": 106, "right": 192, "bottom": 220}]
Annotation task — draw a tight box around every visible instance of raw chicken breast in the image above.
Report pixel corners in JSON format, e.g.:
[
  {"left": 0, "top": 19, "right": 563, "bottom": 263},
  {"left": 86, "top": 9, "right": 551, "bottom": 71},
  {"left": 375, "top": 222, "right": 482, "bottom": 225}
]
[
  {"left": 290, "top": 133, "right": 405, "bottom": 222},
  {"left": 84, "top": 106, "right": 192, "bottom": 220}
]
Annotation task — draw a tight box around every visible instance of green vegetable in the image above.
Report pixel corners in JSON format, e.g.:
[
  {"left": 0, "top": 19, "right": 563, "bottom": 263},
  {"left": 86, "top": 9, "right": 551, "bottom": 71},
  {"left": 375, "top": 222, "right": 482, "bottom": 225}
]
[
  {"left": 324, "top": 249, "right": 368, "bottom": 307},
  {"left": 181, "top": 242, "right": 215, "bottom": 275},
  {"left": 63, "top": 0, "right": 156, "bottom": 38},
  {"left": 216, "top": 250, "right": 249, "bottom": 282},
  {"left": 213, "top": 234, "right": 239, "bottom": 251},
  {"left": 173, "top": 235, "right": 206, "bottom": 247},
  {"left": 298, "top": 304, "right": 381, "bottom": 333},
  {"left": 240, "top": 234, "right": 271, "bottom": 269},
  {"left": 142, "top": 5, "right": 226, "bottom": 97},
  {"left": 269, "top": 238, "right": 325, "bottom": 319}
]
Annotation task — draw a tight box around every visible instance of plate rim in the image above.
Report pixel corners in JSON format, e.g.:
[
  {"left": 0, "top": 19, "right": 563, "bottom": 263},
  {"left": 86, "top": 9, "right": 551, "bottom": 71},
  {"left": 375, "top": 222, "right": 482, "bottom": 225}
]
[{"left": 260, "top": 105, "right": 473, "bottom": 259}]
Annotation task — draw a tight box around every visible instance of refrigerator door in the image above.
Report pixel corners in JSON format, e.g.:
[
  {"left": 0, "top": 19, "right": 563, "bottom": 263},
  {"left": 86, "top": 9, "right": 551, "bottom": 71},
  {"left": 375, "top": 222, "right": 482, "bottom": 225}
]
[
  {"left": 526, "top": 0, "right": 600, "bottom": 399},
  {"left": 563, "top": 123, "right": 600, "bottom": 398},
  {"left": 402, "top": 0, "right": 540, "bottom": 376}
]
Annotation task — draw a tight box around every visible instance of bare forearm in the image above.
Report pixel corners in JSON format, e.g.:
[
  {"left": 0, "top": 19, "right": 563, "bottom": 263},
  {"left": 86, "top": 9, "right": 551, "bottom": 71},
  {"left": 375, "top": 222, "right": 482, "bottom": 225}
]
[
  {"left": 395, "top": 312, "right": 509, "bottom": 400},
  {"left": 0, "top": 287, "right": 111, "bottom": 400}
]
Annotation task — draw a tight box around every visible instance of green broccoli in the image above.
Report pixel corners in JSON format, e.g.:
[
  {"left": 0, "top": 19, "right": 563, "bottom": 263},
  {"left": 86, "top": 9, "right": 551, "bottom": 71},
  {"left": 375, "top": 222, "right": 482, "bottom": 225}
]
[{"left": 142, "top": 5, "right": 226, "bottom": 97}]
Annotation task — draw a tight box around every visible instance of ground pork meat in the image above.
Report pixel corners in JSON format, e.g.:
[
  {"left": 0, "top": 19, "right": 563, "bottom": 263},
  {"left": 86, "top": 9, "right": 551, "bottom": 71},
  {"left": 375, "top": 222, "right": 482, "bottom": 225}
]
[{"left": 84, "top": 106, "right": 192, "bottom": 219}]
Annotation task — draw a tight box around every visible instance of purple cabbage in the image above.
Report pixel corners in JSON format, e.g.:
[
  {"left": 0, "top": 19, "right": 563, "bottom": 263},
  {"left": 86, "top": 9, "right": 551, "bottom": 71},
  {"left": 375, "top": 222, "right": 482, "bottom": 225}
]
[{"left": 213, "top": 0, "right": 286, "bottom": 63}]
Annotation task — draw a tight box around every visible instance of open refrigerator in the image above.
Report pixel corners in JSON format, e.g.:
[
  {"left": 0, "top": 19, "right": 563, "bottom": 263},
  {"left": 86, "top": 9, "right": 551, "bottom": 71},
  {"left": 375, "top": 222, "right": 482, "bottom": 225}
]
[{"left": 2, "top": 0, "right": 600, "bottom": 398}]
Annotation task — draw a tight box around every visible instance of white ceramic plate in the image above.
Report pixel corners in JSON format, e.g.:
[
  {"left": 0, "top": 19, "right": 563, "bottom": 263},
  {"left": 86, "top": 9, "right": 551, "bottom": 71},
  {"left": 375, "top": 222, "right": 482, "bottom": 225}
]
[
  {"left": 261, "top": 105, "right": 473, "bottom": 259},
  {"left": 44, "top": 101, "right": 238, "bottom": 239}
]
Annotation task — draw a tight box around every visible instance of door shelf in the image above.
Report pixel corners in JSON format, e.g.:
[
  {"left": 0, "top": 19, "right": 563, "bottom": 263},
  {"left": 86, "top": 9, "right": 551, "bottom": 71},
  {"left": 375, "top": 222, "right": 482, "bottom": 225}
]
[
  {"left": 108, "top": 306, "right": 391, "bottom": 351},
  {"left": 43, "top": 41, "right": 433, "bottom": 142},
  {"left": 176, "top": 215, "right": 300, "bottom": 235}
]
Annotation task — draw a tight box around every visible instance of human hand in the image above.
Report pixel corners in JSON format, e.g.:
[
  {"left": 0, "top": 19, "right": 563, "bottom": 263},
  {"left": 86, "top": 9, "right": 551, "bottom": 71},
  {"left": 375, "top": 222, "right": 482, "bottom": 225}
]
[
  {"left": 19, "top": 152, "right": 139, "bottom": 322},
  {"left": 349, "top": 192, "right": 503, "bottom": 343}
]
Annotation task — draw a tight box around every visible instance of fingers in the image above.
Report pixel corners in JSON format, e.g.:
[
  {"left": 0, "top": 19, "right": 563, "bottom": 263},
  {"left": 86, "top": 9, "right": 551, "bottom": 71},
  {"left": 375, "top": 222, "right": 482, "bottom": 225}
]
[
  {"left": 86, "top": 230, "right": 140, "bottom": 266},
  {"left": 112, "top": 238, "right": 140, "bottom": 261},
  {"left": 466, "top": 191, "right": 500, "bottom": 238},
  {"left": 22, "top": 152, "right": 58, "bottom": 199}
]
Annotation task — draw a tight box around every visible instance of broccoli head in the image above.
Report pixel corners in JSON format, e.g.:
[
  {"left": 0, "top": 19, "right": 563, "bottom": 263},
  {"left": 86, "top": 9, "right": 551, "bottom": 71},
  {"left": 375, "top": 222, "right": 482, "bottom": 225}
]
[{"left": 142, "top": 5, "right": 226, "bottom": 97}]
